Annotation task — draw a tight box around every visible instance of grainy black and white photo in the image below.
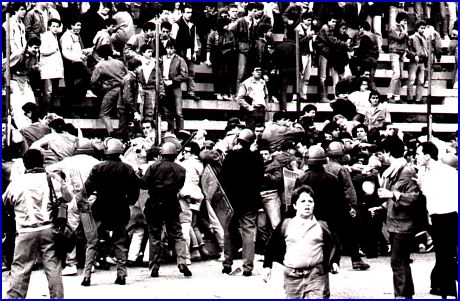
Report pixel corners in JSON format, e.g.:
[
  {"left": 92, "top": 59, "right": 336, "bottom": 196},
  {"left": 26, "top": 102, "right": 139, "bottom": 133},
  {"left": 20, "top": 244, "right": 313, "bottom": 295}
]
[{"left": 1, "top": 1, "right": 458, "bottom": 298}]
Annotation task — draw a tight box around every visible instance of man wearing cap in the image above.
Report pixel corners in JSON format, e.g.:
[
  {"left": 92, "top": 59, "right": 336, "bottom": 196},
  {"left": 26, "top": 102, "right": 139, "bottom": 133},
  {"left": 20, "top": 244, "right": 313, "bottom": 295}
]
[
  {"left": 83, "top": 138, "right": 140, "bottom": 286},
  {"left": 221, "top": 129, "right": 265, "bottom": 276},
  {"left": 161, "top": 40, "right": 188, "bottom": 133},
  {"left": 141, "top": 142, "right": 192, "bottom": 278},
  {"left": 324, "top": 141, "right": 370, "bottom": 270},
  {"left": 236, "top": 66, "right": 269, "bottom": 131}
]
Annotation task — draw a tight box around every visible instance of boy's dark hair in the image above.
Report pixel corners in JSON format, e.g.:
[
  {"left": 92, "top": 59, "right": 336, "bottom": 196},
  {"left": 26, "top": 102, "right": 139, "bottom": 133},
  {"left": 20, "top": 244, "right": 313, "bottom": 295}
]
[
  {"left": 68, "top": 16, "right": 82, "bottom": 28},
  {"left": 382, "top": 136, "right": 405, "bottom": 158},
  {"left": 257, "top": 138, "right": 270, "bottom": 151},
  {"left": 165, "top": 40, "right": 176, "bottom": 49},
  {"left": 27, "top": 36, "right": 41, "bottom": 47},
  {"left": 9, "top": 2, "right": 26, "bottom": 14},
  {"left": 143, "top": 21, "right": 156, "bottom": 31},
  {"left": 273, "top": 111, "right": 287, "bottom": 122},
  {"left": 181, "top": 3, "right": 193, "bottom": 13},
  {"left": 48, "top": 18, "right": 62, "bottom": 28},
  {"left": 127, "top": 58, "right": 142, "bottom": 71},
  {"left": 63, "top": 123, "right": 78, "bottom": 136},
  {"left": 104, "top": 18, "right": 117, "bottom": 28},
  {"left": 419, "top": 141, "right": 439, "bottom": 161},
  {"left": 301, "top": 11, "right": 314, "bottom": 20},
  {"left": 415, "top": 19, "right": 427, "bottom": 30},
  {"left": 246, "top": 2, "right": 258, "bottom": 12},
  {"left": 301, "top": 104, "right": 318, "bottom": 115},
  {"left": 291, "top": 185, "right": 315, "bottom": 205},
  {"left": 48, "top": 118, "right": 66, "bottom": 133},
  {"left": 23, "top": 149, "right": 44, "bottom": 170},
  {"left": 359, "top": 21, "right": 371, "bottom": 32},
  {"left": 188, "top": 141, "right": 201, "bottom": 156},
  {"left": 368, "top": 90, "right": 381, "bottom": 102},
  {"left": 140, "top": 44, "right": 153, "bottom": 54},
  {"left": 161, "top": 21, "right": 172, "bottom": 31},
  {"left": 351, "top": 123, "right": 368, "bottom": 138},
  {"left": 396, "top": 11, "right": 409, "bottom": 23},
  {"left": 96, "top": 44, "right": 113, "bottom": 59}
]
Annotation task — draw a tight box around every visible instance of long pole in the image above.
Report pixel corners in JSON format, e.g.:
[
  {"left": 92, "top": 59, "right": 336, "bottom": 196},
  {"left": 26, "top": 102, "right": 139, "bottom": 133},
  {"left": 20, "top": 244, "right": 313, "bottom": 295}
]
[
  {"left": 295, "top": 30, "right": 301, "bottom": 115},
  {"left": 155, "top": 18, "right": 161, "bottom": 146},
  {"left": 5, "top": 13, "right": 12, "bottom": 147},
  {"left": 427, "top": 32, "right": 432, "bottom": 142}
]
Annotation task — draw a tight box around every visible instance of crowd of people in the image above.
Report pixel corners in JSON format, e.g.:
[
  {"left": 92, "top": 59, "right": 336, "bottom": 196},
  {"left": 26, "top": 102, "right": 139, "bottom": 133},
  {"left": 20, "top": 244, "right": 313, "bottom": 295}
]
[{"left": 1, "top": 1, "right": 459, "bottom": 299}]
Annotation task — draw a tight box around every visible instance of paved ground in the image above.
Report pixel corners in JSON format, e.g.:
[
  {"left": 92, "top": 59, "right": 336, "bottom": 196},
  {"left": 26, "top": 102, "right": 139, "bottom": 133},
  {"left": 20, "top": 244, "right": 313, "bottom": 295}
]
[{"left": 2, "top": 252, "right": 438, "bottom": 299}]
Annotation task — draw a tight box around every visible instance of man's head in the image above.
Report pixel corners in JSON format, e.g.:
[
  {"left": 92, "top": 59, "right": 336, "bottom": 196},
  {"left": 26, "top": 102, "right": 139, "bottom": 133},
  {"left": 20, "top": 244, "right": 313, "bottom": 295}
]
[
  {"left": 143, "top": 21, "right": 156, "bottom": 38},
  {"left": 237, "top": 128, "right": 255, "bottom": 148},
  {"left": 127, "top": 58, "right": 142, "bottom": 72},
  {"left": 48, "top": 18, "right": 62, "bottom": 35},
  {"left": 26, "top": 37, "right": 41, "bottom": 56},
  {"left": 416, "top": 141, "right": 438, "bottom": 166},
  {"left": 104, "top": 18, "right": 118, "bottom": 34},
  {"left": 327, "top": 15, "right": 338, "bottom": 30},
  {"left": 396, "top": 11, "right": 408, "bottom": 26},
  {"left": 96, "top": 44, "right": 113, "bottom": 60},
  {"left": 140, "top": 44, "right": 154, "bottom": 59},
  {"left": 161, "top": 21, "right": 172, "bottom": 39},
  {"left": 358, "top": 77, "right": 370, "bottom": 92},
  {"left": 23, "top": 149, "right": 44, "bottom": 170},
  {"left": 359, "top": 21, "right": 371, "bottom": 33},
  {"left": 291, "top": 185, "right": 315, "bottom": 219},
  {"left": 382, "top": 136, "right": 405, "bottom": 159},
  {"left": 415, "top": 20, "right": 427, "bottom": 34},
  {"left": 254, "top": 2, "right": 265, "bottom": 20},
  {"left": 141, "top": 119, "right": 155, "bottom": 137},
  {"left": 69, "top": 18, "right": 82, "bottom": 34},
  {"left": 258, "top": 139, "right": 271, "bottom": 162},
  {"left": 10, "top": 2, "right": 27, "bottom": 18},
  {"left": 305, "top": 145, "right": 327, "bottom": 165},
  {"left": 332, "top": 114, "right": 348, "bottom": 131},
  {"left": 301, "top": 104, "right": 317, "bottom": 119},
  {"left": 182, "top": 4, "right": 193, "bottom": 22},
  {"left": 165, "top": 40, "right": 176, "bottom": 56},
  {"left": 252, "top": 66, "right": 263, "bottom": 79},
  {"left": 352, "top": 124, "right": 368, "bottom": 140},
  {"left": 228, "top": 4, "right": 239, "bottom": 21},
  {"left": 183, "top": 141, "right": 201, "bottom": 158},
  {"left": 246, "top": 2, "right": 258, "bottom": 19},
  {"left": 368, "top": 90, "right": 381, "bottom": 107},
  {"left": 301, "top": 11, "right": 313, "bottom": 25},
  {"left": 254, "top": 123, "right": 265, "bottom": 139}
]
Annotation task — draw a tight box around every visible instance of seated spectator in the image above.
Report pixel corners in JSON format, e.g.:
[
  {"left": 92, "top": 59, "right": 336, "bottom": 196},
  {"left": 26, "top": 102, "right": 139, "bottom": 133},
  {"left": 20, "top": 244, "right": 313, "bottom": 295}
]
[
  {"left": 331, "top": 79, "right": 358, "bottom": 121},
  {"left": 348, "top": 77, "right": 372, "bottom": 122},
  {"left": 364, "top": 90, "right": 391, "bottom": 131}
]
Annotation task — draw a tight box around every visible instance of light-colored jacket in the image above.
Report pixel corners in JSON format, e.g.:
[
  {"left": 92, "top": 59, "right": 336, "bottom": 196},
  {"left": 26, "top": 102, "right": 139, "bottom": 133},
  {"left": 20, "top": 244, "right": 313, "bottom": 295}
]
[
  {"left": 40, "top": 31, "right": 64, "bottom": 79},
  {"left": 178, "top": 156, "right": 204, "bottom": 211}
]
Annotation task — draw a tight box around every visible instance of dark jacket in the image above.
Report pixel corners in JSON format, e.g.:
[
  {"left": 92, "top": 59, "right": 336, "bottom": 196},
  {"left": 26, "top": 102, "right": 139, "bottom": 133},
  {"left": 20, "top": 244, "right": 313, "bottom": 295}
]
[
  {"left": 406, "top": 33, "right": 428, "bottom": 64},
  {"left": 388, "top": 24, "right": 408, "bottom": 55},
  {"left": 142, "top": 159, "right": 186, "bottom": 202},
  {"left": 24, "top": 8, "right": 47, "bottom": 40},
  {"left": 263, "top": 218, "right": 341, "bottom": 271},
  {"left": 207, "top": 29, "right": 237, "bottom": 60},
  {"left": 221, "top": 147, "right": 264, "bottom": 215},
  {"left": 324, "top": 160, "right": 358, "bottom": 209},
  {"left": 118, "top": 71, "right": 139, "bottom": 114},
  {"left": 315, "top": 23, "right": 348, "bottom": 59},
  {"left": 261, "top": 158, "right": 283, "bottom": 192},
  {"left": 175, "top": 17, "right": 198, "bottom": 59},
  {"left": 230, "top": 17, "right": 254, "bottom": 54},
  {"left": 164, "top": 54, "right": 188, "bottom": 88},
  {"left": 137, "top": 60, "right": 166, "bottom": 94},
  {"left": 354, "top": 31, "right": 379, "bottom": 67},
  {"left": 85, "top": 159, "right": 140, "bottom": 227}
]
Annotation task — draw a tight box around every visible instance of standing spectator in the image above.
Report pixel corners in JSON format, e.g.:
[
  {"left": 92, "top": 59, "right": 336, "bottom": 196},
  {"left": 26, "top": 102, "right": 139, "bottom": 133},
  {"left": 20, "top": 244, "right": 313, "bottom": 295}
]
[
  {"left": 90, "top": 18, "right": 120, "bottom": 68},
  {"left": 125, "top": 21, "right": 156, "bottom": 55},
  {"left": 330, "top": 22, "right": 352, "bottom": 94},
  {"left": 406, "top": 20, "right": 428, "bottom": 104},
  {"left": 316, "top": 15, "right": 349, "bottom": 102},
  {"left": 39, "top": 18, "right": 64, "bottom": 112},
  {"left": 24, "top": 2, "right": 60, "bottom": 40},
  {"left": 221, "top": 129, "right": 265, "bottom": 277},
  {"left": 138, "top": 44, "right": 166, "bottom": 123},
  {"left": 83, "top": 138, "right": 140, "bottom": 286},
  {"left": 91, "top": 45, "right": 127, "bottom": 136},
  {"left": 118, "top": 58, "right": 142, "bottom": 142},
  {"left": 387, "top": 11, "right": 409, "bottom": 103},
  {"left": 353, "top": 22, "right": 379, "bottom": 91},
  {"left": 111, "top": 3, "right": 135, "bottom": 53},
  {"left": 370, "top": 136, "right": 424, "bottom": 299},
  {"left": 295, "top": 11, "right": 316, "bottom": 100},
  {"left": 60, "top": 17, "right": 92, "bottom": 116},
  {"left": 205, "top": 17, "right": 237, "bottom": 101},
  {"left": 160, "top": 21, "right": 175, "bottom": 56},
  {"left": 3, "top": 149, "right": 72, "bottom": 298},
  {"left": 359, "top": 2, "right": 384, "bottom": 53},
  {"left": 162, "top": 41, "right": 188, "bottom": 133},
  {"left": 262, "top": 185, "right": 340, "bottom": 299},
  {"left": 80, "top": 2, "right": 111, "bottom": 48},
  {"left": 229, "top": 2, "right": 259, "bottom": 93},
  {"left": 415, "top": 142, "right": 458, "bottom": 298},
  {"left": 364, "top": 90, "right": 391, "bottom": 131},
  {"left": 2, "top": 3, "right": 27, "bottom": 58},
  {"left": 171, "top": 4, "right": 201, "bottom": 101},
  {"left": 141, "top": 142, "right": 192, "bottom": 278},
  {"left": 236, "top": 66, "right": 269, "bottom": 131},
  {"left": 9, "top": 37, "right": 41, "bottom": 130}
]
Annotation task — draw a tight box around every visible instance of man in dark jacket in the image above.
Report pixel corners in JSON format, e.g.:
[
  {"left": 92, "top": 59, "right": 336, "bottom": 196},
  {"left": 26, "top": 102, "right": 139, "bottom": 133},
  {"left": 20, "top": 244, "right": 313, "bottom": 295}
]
[
  {"left": 315, "top": 15, "right": 349, "bottom": 102},
  {"left": 161, "top": 40, "right": 188, "bottom": 133},
  {"left": 221, "top": 128, "right": 265, "bottom": 276},
  {"left": 141, "top": 142, "right": 192, "bottom": 278},
  {"left": 83, "top": 138, "right": 140, "bottom": 286},
  {"left": 354, "top": 21, "right": 379, "bottom": 90}
]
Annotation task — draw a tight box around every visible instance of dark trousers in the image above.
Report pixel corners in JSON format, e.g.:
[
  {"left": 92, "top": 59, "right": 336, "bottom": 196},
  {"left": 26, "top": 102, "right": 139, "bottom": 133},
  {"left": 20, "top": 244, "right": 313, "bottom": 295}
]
[
  {"left": 243, "top": 106, "right": 266, "bottom": 131},
  {"left": 62, "top": 60, "right": 91, "bottom": 114},
  {"left": 430, "top": 212, "right": 458, "bottom": 297},
  {"left": 389, "top": 232, "right": 415, "bottom": 298},
  {"left": 163, "top": 86, "right": 184, "bottom": 132}
]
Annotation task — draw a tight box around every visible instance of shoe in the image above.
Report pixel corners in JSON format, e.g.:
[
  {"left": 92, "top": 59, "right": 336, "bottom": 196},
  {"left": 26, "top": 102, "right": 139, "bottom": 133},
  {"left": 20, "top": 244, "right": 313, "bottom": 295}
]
[
  {"left": 358, "top": 248, "right": 366, "bottom": 257},
  {"left": 425, "top": 241, "right": 434, "bottom": 252},
  {"left": 62, "top": 265, "right": 78, "bottom": 276},
  {"left": 222, "top": 266, "right": 232, "bottom": 274},
  {"left": 190, "top": 249, "right": 201, "bottom": 262},
  {"left": 199, "top": 245, "right": 210, "bottom": 259},
  {"left": 178, "top": 264, "right": 192, "bottom": 277},
  {"left": 187, "top": 93, "right": 200, "bottom": 101},
  {"left": 150, "top": 264, "right": 159, "bottom": 278},
  {"left": 222, "top": 94, "right": 232, "bottom": 101},
  {"left": 114, "top": 276, "right": 126, "bottom": 285},
  {"left": 242, "top": 270, "right": 252, "bottom": 277},
  {"left": 216, "top": 93, "right": 223, "bottom": 100},
  {"left": 320, "top": 98, "right": 330, "bottom": 103},
  {"left": 352, "top": 260, "right": 370, "bottom": 270},
  {"left": 86, "top": 90, "right": 97, "bottom": 98},
  {"left": 81, "top": 277, "right": 91, "bottom": 286}
]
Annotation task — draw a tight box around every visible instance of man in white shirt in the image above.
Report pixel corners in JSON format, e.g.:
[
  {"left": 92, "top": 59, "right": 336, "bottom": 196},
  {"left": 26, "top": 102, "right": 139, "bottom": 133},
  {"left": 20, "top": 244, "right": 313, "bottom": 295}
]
[{"left": 414, "top": 141, "right": 458, "bottom": 298}]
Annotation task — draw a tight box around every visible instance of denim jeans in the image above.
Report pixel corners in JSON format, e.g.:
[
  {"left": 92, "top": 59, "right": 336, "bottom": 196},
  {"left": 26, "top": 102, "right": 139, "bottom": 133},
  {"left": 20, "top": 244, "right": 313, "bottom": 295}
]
[
  {"left": 236, "top": 52, "right": 248, "bottom": 92},
  {"left": 300, "top": 54, "right": 312, "bottom": 98},
  {"left": 244, "top": 106, "right": 266, "bottom": 131},
  {"left": 163, "top": 86, "right": 184, "bottom": 132},
  {"left": 100, "top": 86, "right": 121, "bottom": 118},
  {"left": 185, "top": 59, "right": 196, "bottom": 94},
  {"left": 204, "top": 199, "right": 224, "bottom": 249},
  {"left": 7, "top": 228, "right": 64, "bottom": 299},
  {"left": 446, "top": 2, "right": 457, "bottom": 35},
  {"left": 140, "top": 88, "right": 156, "bottom": 121},
  {"left": 283, "top": 265, "right": 330, "bottom": 299},
  {"left": 366, "top": 15, "right": 383, "bottom": 51},
  {"left": 388, "top": 53, "right": 405, "bottom": 97},
  {"left": 407, "top": 62, "right": 426, "bottom": 102},
  {"left": 223, "top": 210, "right": 257, "bottom": 273},
  {"left": 42, "top": 78, "right": 60, "bottom": 112},
  {"left": 260, "top": 190, "right": 281, "bottom": 230},
  {"left": 318, "top": 55, "right": 329, "bottom": 101},
  {"left": 389, "top": 232, "right": 415, "bottom": 298}
]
